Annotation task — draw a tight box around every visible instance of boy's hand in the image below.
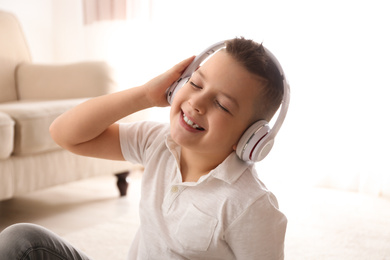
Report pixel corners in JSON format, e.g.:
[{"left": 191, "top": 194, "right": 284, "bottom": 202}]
[{"left": 144, "top": 56, "right": 195, "bottom": 107}]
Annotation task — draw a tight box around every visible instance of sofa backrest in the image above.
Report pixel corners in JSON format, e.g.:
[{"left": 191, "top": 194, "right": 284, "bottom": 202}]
[{"left": 0, "top": 10, "right": 31, "bottom": 103}]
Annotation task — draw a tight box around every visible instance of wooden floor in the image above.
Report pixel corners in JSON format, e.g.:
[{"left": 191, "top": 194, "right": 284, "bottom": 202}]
[{"left": 0, "top": 170, "right": 142, "bottom": 236}]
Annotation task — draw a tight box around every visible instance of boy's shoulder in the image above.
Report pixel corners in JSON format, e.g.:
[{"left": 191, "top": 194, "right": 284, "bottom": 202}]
[
  {"left": 238, "top": 167, "right": 280, "bottom": 208},
  {"left": 212, "top": 155, "right": 279, "bottom": 211},
  {"left": 119, "top": 120, "right": 170, "bottom": 163},
  {"left": 232, "top": 167, "right": 275, "bottom": 205},
  {"left": 209, "top": 165, "right": 282, "bottom": 227}
]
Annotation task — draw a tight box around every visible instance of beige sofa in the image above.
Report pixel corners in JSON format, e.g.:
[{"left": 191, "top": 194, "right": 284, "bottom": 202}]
[{"left": 0, "top": 10, "right": 132, "bottom": 201}]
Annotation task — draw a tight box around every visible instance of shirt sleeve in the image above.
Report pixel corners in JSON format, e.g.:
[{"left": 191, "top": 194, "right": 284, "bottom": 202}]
[
  {"left": 225, "top": 192, "right": 287, "bottom": 260},
  {"left": 119, "top": 121, "right": 169, "bottom": 165}
]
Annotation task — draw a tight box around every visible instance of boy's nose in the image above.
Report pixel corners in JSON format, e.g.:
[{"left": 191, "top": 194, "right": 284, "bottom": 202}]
[{"left": 188, "top": 95, "right": 206, "bottom": 114}]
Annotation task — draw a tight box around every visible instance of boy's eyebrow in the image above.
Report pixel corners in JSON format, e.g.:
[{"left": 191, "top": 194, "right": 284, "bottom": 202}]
[{"left": 195, "top": 69, "right": 240, "bottom": 109}]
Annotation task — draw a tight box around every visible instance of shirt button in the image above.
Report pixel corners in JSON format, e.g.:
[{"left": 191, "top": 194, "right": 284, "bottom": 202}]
[{"left": 171, "top": 186, "right": 179, "bottom": 193}]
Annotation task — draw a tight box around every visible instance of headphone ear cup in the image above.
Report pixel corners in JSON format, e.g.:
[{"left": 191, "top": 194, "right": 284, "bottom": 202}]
[
  {"left": 236, "top": 120, "right": 270, "bottom": 162},
  {"left": 251, "top": 137, "right": 274, "bottom": 162},
  {"left": 168, "top": 77, "right": 190, "bottom": 103}
]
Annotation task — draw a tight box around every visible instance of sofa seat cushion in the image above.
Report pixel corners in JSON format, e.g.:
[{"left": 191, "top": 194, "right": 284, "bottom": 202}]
[
  {"left": 0, "top": 111, "right": 14, "bottom": 159},
  {"left": 0, "top": 98, "right": 88, "bottom": 155}
]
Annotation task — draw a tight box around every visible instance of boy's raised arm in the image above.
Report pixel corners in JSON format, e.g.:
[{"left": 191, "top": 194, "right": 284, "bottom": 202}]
[{"left": 49, "top": 56, "right": 195, "bottom": 160}]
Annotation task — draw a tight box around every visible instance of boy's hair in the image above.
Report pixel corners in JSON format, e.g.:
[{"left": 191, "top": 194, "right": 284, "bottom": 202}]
[{"left": 224, "top": 37, "right": 284, "bottom": 122}]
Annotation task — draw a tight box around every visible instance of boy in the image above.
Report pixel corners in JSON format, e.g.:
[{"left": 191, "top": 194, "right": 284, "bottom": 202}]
[{"left": 0, "top": 37, "right": 287, "bottom": 259}]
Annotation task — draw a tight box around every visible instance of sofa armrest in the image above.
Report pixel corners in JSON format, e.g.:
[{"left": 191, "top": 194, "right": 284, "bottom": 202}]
[
  {"left": 0, "top": 111, "right": 14, "bottom": 159},
  {"left": 16, "top": 61, "right": 117, "bottom": 100}
]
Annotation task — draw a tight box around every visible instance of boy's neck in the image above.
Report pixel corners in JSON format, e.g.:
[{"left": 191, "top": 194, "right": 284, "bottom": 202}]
[{"left": 179, "top": 147, "right": 229, "bottom": 183}]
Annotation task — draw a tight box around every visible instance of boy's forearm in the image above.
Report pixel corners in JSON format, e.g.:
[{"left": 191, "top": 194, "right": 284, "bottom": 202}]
[{"left": 50, "top": 85, "right": 152, "bottom": 148}]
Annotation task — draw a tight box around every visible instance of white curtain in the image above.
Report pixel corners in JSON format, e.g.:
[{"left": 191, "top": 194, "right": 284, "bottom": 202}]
[{"left": 83, "top": 0, "right": 127, "bottom": 25}]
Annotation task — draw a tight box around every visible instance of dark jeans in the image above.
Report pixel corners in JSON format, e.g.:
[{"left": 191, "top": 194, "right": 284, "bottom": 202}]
[{"left": 0, "top": 223, "right": 92, "bottom": 260}]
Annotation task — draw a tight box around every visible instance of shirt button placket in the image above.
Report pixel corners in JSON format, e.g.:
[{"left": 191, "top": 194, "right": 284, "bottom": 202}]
[
  {"left": 163, "top": 185, "right": 184, "bottom": 213},
  {"left": 171, "top": 185, "right": 179, "bottom": 193}
]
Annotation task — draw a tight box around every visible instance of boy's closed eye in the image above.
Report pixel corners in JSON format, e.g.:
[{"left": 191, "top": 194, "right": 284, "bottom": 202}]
[
  {"left": 215, "top": 100, "right": 230, "bottom": 113},
  {"left": 189, "top": 81, "right": 232, "bottom": 114},
  {"left": 190, "top": 81, "right": 202, "bottom": 89}
]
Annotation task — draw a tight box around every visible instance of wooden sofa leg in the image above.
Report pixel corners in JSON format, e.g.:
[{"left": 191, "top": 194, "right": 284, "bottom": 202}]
[{"left": 115, "top": 171, "right": 130, "bottom": 197}]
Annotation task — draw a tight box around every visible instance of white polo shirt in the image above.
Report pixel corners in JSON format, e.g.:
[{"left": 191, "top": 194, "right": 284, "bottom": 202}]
[{"left": 119, "top": 121, "right": 287, "bottom": 260}]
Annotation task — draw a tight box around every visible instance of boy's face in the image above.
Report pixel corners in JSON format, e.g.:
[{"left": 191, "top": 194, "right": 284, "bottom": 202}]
[{"left": 170, "top": 51, "right": 261, "bottom": 163}]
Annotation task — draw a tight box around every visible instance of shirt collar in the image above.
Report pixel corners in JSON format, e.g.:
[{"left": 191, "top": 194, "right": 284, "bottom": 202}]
[
  {"left": 165, "top": 135, "right": 253, "bottom": 185},
  {"left": 211, "top": 152, "right": 253, "bottom": 184}
]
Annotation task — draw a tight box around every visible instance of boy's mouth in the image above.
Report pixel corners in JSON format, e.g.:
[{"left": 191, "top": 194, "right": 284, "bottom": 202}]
[{"left": 182, "top": 112, "right": 205, "bottom": 131}]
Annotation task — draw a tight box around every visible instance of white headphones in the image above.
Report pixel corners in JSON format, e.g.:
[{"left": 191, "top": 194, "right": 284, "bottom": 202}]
[{"left": 166, "top": 40, "right": 290, "bottom": 162}]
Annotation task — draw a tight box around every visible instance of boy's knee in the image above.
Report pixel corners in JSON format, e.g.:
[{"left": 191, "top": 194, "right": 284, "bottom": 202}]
[
  {"left": 0, "top": 223, "right": 44, "bottom": 257},
  {"left": 1, "top": 223, "right": 42, "bottom": 242},
  {"left": 0, "top": 223, "right": 90, "bottom": 260}
]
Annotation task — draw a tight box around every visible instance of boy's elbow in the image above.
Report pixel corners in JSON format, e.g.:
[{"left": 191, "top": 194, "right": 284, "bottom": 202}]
[
  {"left": 49, "top": 119, "right": 72, "bottom": 150},
  {"left": 49, "top": 120, "right": 62, "bottom": 146}
]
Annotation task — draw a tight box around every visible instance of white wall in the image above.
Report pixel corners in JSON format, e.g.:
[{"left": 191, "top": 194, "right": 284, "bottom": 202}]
[
  {"left": 0, "top": 0, "right": 54, "bottom": 62},
  {"left": 51, "top": 0, "right": 85, "bottom": 63},
  {"left": 0, "top": 0, "right": 86, "bottom": 63}
]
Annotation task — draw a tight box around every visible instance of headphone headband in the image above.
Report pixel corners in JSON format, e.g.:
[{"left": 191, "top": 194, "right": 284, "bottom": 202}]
[{"left": 262, "top": 47, "right": 290, "bottom": 142}]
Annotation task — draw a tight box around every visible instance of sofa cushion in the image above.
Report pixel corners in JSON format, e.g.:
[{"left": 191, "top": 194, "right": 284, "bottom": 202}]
[
  {"left": 0, "top": 98, "right": 87, "bottom": 155},
  {"left": 0, "top": 111, "right": 14, "bottom": 159},
  {"left": 17, "top": 62, "right": 116, "bottom": 100}
]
